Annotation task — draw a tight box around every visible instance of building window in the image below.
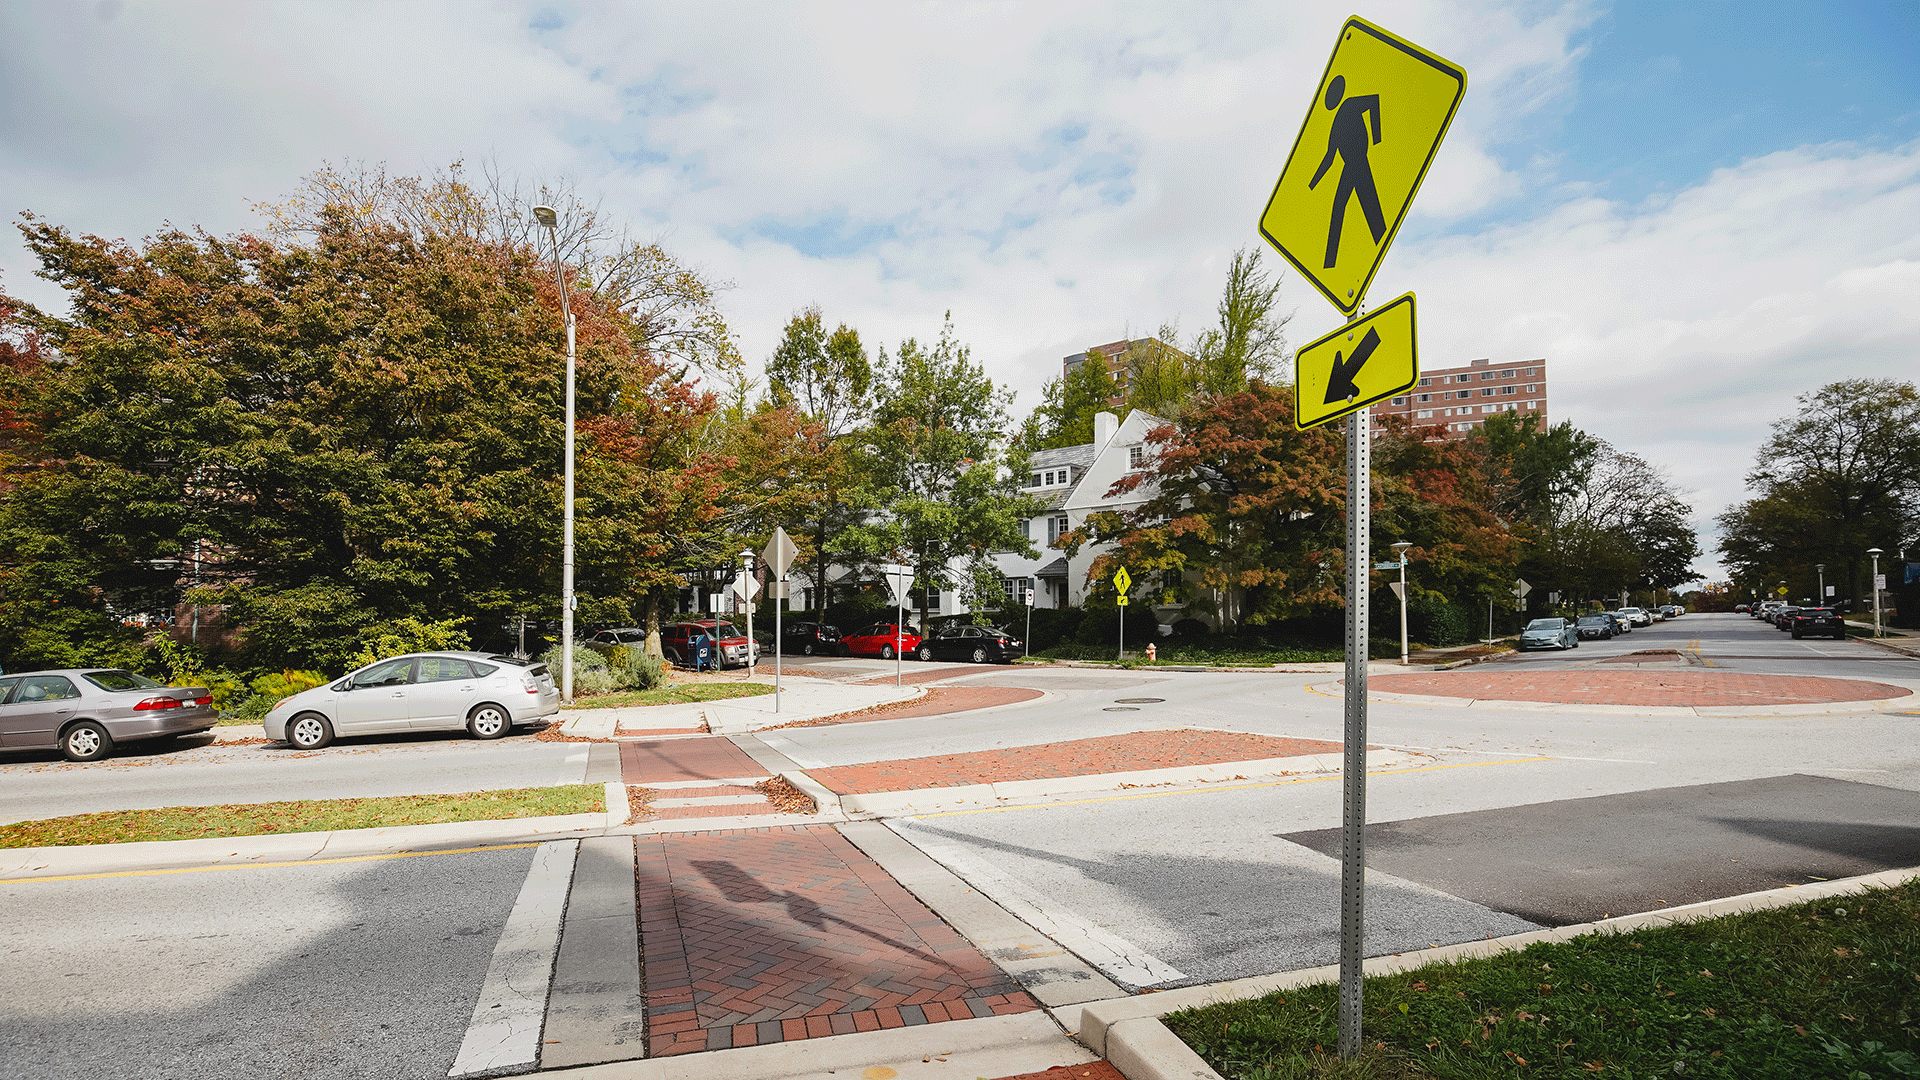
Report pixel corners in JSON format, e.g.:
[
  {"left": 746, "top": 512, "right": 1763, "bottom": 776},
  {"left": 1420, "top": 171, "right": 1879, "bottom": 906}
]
[
  {"left": 1481, "top": 388, "right": 1494, "bottom": 396},
  {"left": 1459, "top": 390, "right": 1473, "bottom": 399},
  {"left": 1019, "top": 518, "right": 1031, "bottom": 540},
  {"left": 1128, "top": 444, "right": 1147, "bottom": 469},
  {"left": 1047, "top": 514, "right": 1070, "bottom": 545},
  {"left": 1028, "top": 472, "right": 1041, "bottom": 487},
  {"left": 1501, "top": 385, "right": 1515, "bottom": 395},
  {"left": 1416, "top": 410, "right": 1432, "bottom": 418},
  {"left": 1417, "top": 377, "right": 1431, "bottom": 386},
  {"left": 1417, "top": 393, "right": 1429, "bottom": 402},
  {"left": 1480, "top": 371, "right": 1494, "bottom": 380},
  {"left": 1003, "top": 577, "right": 1033, "bottom": 601},
  {"left": 1501, "top": 370, "right": 1514, "bottom": 379}
]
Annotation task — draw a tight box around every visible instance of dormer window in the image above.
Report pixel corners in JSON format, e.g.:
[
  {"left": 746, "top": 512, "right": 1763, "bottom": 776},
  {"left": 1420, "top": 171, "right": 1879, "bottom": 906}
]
[
  {"left": 1030, "top": 467, "right": 1074, "bottom": 488},
  {"left": 1128, "top": 444, "right": 1148, "bottom": 469}
]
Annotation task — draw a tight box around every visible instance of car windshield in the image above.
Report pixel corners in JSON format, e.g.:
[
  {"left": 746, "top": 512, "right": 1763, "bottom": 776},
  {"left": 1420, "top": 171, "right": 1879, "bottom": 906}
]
[
  {"left": 83, "top": 670, "right": 165, "bottom": 691},
  {"left": 714, "top": 623, "right": 739, "bottom": 638},
  {"left": 1577, "top": 616, "right": 1606, "bottom": 624},
  {"left": 1525, "top": 619, "right": 1563, "bottom": 630},
  {"left": 488, "top": 654, "right": 535, "bottom": 667}
]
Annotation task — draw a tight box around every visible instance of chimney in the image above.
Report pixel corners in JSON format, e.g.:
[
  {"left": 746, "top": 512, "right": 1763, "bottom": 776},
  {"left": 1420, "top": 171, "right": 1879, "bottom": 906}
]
[{"left": 1093, "top": 410, "right": 1119, "bottom": 447}]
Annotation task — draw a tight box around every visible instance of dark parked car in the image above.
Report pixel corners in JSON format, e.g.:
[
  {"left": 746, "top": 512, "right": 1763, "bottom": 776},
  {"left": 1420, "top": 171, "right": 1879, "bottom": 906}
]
[
  {"left": 1575, "top": 614, "right": 1616, "bottom": 640},
  {"left": 0, "top": 669, "right": 214, "bottom": 762},
  {"left": 1773, "top": 605, "right": 1803, "bottom": 630},
  {"left": 915, "top": 624, "right": 1024, "bottom": 663},
  {"left": 1789, "top": 607, "right": 1846, "bottom": 640},
  {"left": 780, "top": 621, "right": 842, "bottom": 656}
]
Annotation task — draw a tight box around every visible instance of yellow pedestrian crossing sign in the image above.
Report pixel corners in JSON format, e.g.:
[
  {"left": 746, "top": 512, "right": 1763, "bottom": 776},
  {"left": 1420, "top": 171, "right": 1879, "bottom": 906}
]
[
  {"left": 1259, "top": 17, "right": 1467, "bottom": 316},
  {"left": 1113, "top": 566, "right": 1132, "bottom": 594},
  {"left": 1293, "top": 292, "right": 1418, "bottom": 430}
]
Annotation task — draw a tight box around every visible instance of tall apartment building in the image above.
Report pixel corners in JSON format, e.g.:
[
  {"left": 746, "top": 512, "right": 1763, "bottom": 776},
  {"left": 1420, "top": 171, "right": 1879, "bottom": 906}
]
[
  {"left": 1061, "top": 336, "right": 1190, "bottom": 408},
  {"left": 1370, "top": 356, "right": 1549, "bottom": 439}
]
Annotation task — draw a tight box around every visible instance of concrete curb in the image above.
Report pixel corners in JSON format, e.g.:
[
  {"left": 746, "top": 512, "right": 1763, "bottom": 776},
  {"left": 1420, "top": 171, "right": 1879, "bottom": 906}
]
[
  {"left": 603, "top": 781, "right": 630, "bottom": 828},
  {"left": 836, "top": 749, "right": 1418, "bottom": 817},
  {"left": 1074, "top": 865, "right": 1920, "bottom": 1080}
]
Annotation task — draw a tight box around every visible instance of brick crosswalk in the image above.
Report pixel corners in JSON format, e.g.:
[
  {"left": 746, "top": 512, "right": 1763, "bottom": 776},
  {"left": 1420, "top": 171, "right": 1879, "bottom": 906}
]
[
  {"left": 807, "top": 729, "right": 1347, "bottom": 794},
  {"left": 637, "top": 825, "right": 1036, "bottom": 1055}
]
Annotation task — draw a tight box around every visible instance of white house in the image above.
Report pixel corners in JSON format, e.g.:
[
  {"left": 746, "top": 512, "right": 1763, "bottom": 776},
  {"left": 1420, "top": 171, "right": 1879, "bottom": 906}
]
[{"left": 994, "top": 409, "right": 1170, "bottom": 612}]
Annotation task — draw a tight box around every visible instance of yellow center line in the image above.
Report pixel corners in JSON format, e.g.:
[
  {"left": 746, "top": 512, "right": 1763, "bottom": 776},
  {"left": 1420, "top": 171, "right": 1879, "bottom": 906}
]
[
  {"left": 0, "top": 840, "right": 548, "bottom": 886},
  {"left": 914, "top": 756, "right": 1556, "bottom": 818}
]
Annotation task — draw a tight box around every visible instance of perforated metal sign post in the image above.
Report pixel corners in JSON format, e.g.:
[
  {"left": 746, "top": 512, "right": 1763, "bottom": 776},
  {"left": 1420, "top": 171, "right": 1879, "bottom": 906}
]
[{"left": 1257, "top": 16, "right": 1467, "bottom": 1056}]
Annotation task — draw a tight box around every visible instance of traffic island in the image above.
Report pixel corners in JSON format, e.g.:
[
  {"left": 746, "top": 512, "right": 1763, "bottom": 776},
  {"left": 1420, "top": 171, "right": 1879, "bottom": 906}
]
[{"left": 1360, "top": 670, "right": 1913, "bottom": 711}]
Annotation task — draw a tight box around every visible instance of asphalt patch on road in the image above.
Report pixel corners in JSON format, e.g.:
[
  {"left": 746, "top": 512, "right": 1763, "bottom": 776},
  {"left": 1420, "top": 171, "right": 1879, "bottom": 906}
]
[{"left": 1280, "top": 774, "right": 1920, "bottom": 927}]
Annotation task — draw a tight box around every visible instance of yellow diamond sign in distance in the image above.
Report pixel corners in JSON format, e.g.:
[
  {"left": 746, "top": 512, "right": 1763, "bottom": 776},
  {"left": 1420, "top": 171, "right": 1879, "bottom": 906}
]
[
  {"left": 1294, "top": 292, "right": 1418, "bottom": 430},
  {"left": 1113, "top": 566, "right": 1132, "bottom": 595},
  {"left": 1259, "top": 17, "right": 1466, "bottom": 316}
]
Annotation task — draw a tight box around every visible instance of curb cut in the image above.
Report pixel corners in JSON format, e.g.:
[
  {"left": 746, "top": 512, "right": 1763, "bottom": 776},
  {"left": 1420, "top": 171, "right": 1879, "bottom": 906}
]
[{"left": 1078, "top": 865, "right": 1920, "bottom": 1080}]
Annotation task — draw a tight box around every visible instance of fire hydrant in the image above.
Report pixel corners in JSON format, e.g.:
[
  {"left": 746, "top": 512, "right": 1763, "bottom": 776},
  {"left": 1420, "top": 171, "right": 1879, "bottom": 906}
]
[{"left": 1144, "top": 642, "right": 1157, "bottom": 663}]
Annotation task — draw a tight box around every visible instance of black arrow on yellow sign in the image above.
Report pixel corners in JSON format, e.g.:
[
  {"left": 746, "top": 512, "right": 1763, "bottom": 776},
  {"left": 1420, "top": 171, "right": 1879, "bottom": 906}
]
[{"left": 1322, "top": 327, "right": 1380, "bottom": 405}]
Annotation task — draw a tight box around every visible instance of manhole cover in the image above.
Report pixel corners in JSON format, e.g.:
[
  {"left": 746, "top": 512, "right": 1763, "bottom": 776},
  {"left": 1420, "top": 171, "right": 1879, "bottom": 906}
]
[
  {"left": 1103, "top": 706, "right": 1139, "bottom": 712},
  {"left": 1113, "top": 697, "right": 1165, "bottom": 704}
]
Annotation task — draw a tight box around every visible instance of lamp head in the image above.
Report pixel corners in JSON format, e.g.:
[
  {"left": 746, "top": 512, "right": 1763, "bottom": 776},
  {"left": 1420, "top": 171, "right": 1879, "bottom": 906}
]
[
  {"left": 532, "top": 204, "right": 558, "bottom": 229},
  {"left": 1390, "top": 540, "right": 1413, "bottom": 556},
  {"left": 1867, "top": 547, "right": 1884, "bottom": 556}
]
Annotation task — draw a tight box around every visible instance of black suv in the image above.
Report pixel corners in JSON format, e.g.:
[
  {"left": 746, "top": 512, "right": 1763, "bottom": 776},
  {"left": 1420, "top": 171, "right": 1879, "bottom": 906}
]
[
  {"left": 780, "top": 621, "right": 842, "bottom": 656},
  {"left": 1789, "top": 607, "right": 1846, "bottom": 640}
]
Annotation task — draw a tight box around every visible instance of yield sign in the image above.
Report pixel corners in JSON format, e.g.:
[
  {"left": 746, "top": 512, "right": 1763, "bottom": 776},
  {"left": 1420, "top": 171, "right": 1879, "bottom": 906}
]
[
  {"left": 1259, "top": 17, "right": 1467, "bottom": 315},
  {"left": 762, "top": 526, "right": 798, "bottom": 579},
  {"left": 1512, "top": 578, "right": 1531, "bottom": 599},
  {"left": 1292, "top": 292, "right": 1417, "bottom": 430},
  {"left": 1112, "top": 566, "right": 1132, "bottom": 595}
]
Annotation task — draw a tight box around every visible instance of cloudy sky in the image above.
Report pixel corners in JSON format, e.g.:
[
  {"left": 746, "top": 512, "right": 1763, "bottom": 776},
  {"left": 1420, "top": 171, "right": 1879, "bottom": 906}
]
[{"left": 4, "top": 0, "right": 1917, "bottom": 582}]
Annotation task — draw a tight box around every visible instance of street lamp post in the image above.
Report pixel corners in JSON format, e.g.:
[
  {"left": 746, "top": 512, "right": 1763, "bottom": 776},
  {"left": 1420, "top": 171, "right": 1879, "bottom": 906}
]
[
  {"left": 1868, "top": 548, "right": 1884, "bottom": 638},
  {"left": 1390, "top": 541, "right": 1412, "bottom": 664},
  {"left": 1816, "top": 563, "right": 1825, "bottom": 607},
  {"left": 533, "top": 204, "right": 577, "bottom": 703}
]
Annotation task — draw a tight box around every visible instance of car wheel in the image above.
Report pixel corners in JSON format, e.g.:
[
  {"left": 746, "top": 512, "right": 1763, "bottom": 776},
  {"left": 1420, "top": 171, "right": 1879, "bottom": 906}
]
[
  {"left": 287, "top": 712, "right": 334, "bottom": 750},
  {"left": 971, "top": 646, "right": 989, "bottom": 663},
  {"left": 881, "top": 644, "right": 895, "bottom": 660},
  {"left": 467, "top": 704, "right": 511, "bottom": 740},
  {"left": 802, "top": 642, "right": 815, "bottom": 656},
  {"left": 917, "top": 645, "right": 935, "bottom": 662},
  {"left": 60, "top": 720, "right": 113, "bottom": 763}
]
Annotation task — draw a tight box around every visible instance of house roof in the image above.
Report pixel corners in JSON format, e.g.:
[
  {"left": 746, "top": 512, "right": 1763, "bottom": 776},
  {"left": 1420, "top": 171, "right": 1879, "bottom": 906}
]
[
  {"left": 1028, "top": 444, "right": 1096, "bottom": 469},
  {"left": 1032, "top": 557, "right": 1071, "bottom": 578}
]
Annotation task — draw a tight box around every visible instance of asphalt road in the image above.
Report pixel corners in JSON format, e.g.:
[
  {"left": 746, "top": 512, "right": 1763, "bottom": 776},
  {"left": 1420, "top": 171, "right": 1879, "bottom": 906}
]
[
  {"left": 0, "top": 732, "right": 607, "bottom": 825},
  {"left": 0, "top": 844, "right": 536, "bottom": 1080}
]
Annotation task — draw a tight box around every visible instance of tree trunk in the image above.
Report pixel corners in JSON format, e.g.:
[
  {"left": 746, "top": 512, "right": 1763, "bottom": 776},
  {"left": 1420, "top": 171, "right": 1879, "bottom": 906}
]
[
  {"left": 643, "top": 589, "right": 664, "bottom": 658},
  {"left": 814, "top": 515, "right": 832, "bottom": 625}
]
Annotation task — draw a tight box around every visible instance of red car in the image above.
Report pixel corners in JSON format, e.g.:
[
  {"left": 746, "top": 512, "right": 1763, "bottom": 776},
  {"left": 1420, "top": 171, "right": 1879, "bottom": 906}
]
[
  {"left": 840, "top": 623, "right": 923, "bottom": 660},
  {"left": 660, "top": 620, "right": 759, "bottom": 669}
]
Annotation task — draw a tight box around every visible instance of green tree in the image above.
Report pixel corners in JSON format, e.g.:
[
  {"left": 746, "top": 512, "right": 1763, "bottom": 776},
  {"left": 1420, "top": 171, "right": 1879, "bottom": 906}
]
[
  {"left": 763, "top": 308, "right": 880, "bottom": 621},
  {"left": 1018, "top": 358, "right": 1120, "bottom": 452},
  {"left": 0, "top": 198, "right": 723, "bottom": 674},
  {"left": 1186, "top": 247, "right": 1289, "bottom": 396},
  {"left": 848, "top": 314, "right": 1039, "bottom": 629},
  {"left": 1720, "top": 379, "right": 1920, "bottom": 609}
]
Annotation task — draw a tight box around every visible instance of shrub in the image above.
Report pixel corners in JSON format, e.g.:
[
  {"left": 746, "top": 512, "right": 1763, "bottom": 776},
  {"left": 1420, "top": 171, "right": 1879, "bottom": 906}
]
[
  {"left": 1408, "top": 596, "right": 1476, "bottom": 647},
  {"left": 349, "top": 616, "right": 471, "bottom": 670},
  {"left": 606, "top": 645, "right": 666, "bottom": 691},
  {"left": 538, "top": 643, "right": 624, "bottom": 697},
  {"left": 1022, "top": 607, "right": 1084, "bottom": 652},
  {"left": 1170, "top": 618, "right": 1210, "bottom": 638},
  {"left": 1074, "top": 606, "right": 1161, "bottom": 647},
  {"left": 228, "top": 669, "right": 330, "bottom": 720}
]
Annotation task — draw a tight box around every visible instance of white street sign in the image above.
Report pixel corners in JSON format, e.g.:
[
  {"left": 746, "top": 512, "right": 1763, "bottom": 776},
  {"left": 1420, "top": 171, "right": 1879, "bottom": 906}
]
[
  {"left": 731, "top": 574, "right": 760, "bottom": 600},
  {"left": 1388, "top": 581, "right": 1405, "bottom": 601},
  {"left": 762, "top": 526, "right": 798, "bottom": 579},
  {"left": 1511, "top": 578, "right": 1531, "bottom": 599},
  {"left": 1875, "top": 574, "right": 1887, "bottom": 591}
]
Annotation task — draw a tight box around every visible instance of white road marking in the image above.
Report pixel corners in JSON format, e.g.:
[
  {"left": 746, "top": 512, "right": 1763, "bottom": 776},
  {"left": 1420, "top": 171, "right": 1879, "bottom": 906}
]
[
  {"left": 897, "top": 827, "right": 1187, "bottom": 990},
  {"left": 449, "top": 839, "right": 578, "bottom": 1078}
]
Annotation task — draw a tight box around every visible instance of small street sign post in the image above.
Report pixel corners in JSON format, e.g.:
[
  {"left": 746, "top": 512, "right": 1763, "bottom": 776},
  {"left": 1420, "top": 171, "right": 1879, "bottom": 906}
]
[
  {"left": 880, "top": 563, "right": 911, "bottom": 686},
  {"left": 1113, "top": 567, "right": 1133, "bottom": 659},
  {"left": 1258, "top": 14, "right": 1466, "bottom": 1058},
  {"left": 762, "top": 527, "right": 798, "bottom": 711},
  {"left": 1025, "top": 587, "right": 1036, "bottom": 658}
]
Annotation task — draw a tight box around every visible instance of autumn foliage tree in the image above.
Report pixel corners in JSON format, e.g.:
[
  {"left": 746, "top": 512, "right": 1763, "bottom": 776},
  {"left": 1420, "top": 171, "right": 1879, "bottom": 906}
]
[{"left": 0, "top": 190, "right": 727, "bottom": 674}]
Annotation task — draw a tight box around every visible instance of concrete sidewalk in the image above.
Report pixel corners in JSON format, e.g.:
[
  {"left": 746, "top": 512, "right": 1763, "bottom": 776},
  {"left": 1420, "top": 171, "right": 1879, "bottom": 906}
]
[{"left": 559, "top": 676, "right": 925, "bottom": 739}]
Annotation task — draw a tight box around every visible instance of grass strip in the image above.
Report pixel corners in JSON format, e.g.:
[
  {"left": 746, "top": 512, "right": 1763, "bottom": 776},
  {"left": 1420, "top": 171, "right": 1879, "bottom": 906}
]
[
  {"left": 562, "top": 682, "right": 774, "bottom": 709},
  {"left": 1166, "top": 878, "right": 1920, "bottom": 1079},
  {"left": 0, "top": 785, "right": 605, "bottom": 848}
]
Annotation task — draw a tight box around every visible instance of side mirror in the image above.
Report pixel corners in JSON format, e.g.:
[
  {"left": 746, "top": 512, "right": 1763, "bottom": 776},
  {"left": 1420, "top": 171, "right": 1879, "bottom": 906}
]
[{"left": 333, "top": 680, "right": 353, "bottom": 692}]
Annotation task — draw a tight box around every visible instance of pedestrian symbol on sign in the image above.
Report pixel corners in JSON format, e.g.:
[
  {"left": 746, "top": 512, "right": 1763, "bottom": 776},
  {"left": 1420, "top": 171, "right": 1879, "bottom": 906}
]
[{"left": 1309, "top": 75, "right": 1385, "bottom": 270}]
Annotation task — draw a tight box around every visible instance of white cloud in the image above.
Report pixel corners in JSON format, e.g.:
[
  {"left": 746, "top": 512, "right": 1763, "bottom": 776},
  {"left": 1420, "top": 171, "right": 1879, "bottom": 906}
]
[{"left": 3, "top": 0, "right": 1913, "bottom": 585}]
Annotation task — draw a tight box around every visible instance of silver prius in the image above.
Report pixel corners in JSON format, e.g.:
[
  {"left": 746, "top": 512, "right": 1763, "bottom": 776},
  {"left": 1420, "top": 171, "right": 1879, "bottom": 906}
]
[
  {"left": 0, "top": 669, "right": 215, "bottom": 762},
  {"left": 263, "top": 652, "right": 562, "bottom": 750}
]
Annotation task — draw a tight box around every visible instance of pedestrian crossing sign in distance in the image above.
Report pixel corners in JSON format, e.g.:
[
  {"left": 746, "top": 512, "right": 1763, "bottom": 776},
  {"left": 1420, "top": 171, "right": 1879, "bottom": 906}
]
[
  {"left": 1258, "top": 17, "right": 1466, "bottom": 316},
  {"left": 1293, "top": 292, "right": 1418, "bottom": 430}
]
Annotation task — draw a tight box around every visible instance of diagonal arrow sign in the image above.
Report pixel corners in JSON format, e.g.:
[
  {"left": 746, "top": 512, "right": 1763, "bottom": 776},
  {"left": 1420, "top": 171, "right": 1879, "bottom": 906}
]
[{"left": 1322, "top": 327, "right": 1381, "bottom": 405}]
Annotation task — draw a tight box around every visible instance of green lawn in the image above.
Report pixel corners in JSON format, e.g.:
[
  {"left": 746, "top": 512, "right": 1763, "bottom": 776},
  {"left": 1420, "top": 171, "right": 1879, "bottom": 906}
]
[
  {"left": 0, "top": 785, "right": 606, "bottom": 848},
  {"left": 562, "top": 682, "right": 774, "bottom": 709},
  {"left": 1165, "top": 879, "right": 1919, "bottom": 1079}
]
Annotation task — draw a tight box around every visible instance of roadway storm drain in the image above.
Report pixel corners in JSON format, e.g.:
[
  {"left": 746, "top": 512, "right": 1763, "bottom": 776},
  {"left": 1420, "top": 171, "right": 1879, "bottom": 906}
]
[
  {"left": 1103, "top": 707, "right": 1139, "bottom": 712},
  {"left": 1113, "top": 697, "right": 1165, "bottom": 703}
]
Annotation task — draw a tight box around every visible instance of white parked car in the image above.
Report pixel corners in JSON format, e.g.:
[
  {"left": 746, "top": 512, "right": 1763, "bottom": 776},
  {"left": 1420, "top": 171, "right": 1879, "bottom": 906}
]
[{"left": 264, "top": 652, "right": 561, "bottom": 750}]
